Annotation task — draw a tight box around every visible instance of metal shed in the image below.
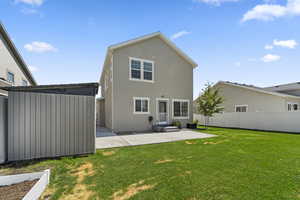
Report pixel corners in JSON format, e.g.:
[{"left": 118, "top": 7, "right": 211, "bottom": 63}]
[{"left": 0, "top": 83, "right": 98, "bottom": 162}]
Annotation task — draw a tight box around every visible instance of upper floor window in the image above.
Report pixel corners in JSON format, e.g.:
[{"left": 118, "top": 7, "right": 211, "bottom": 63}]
[
  {"left": 7, "top": 71, "right": 15, "bottom": 84},
  {"left": 173, "top": 99, "right": 189, "bottom": 119},
  {"left": 129, "top": 57, "right": 154, "bottom": 82},
  {"left": 22, "top": 80, "right": 28, "bottom": 86},
  {"left": 235, "top": 105, "right": 248, "bottom": 112}
]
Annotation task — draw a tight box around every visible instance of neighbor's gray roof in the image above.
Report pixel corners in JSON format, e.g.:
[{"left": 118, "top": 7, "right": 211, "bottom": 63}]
[
  {"left": 216, "top": 81, "right": 300, "bottom": 99},
  {"left": 0, "top": 82, "right": 99, "bottom": 96},
  {"left": 264, "top": 82, "right": 300, "bottom": 92},
  {"left": 0, "top": 22, "right": 37, "bottom": 85}
]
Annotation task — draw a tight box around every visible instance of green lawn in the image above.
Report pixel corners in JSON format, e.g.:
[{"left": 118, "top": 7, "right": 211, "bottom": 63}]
[{"left": 1, "top": 127, "right": 300, "bottom": 200}]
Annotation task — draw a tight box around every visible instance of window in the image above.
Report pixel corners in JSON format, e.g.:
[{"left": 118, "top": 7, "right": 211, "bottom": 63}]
[
  {"left": 130, "top": 57, "right": 154, "bottom": 82},
  {"left": 287, "top": 102, "right": 299, "bottom": 111},
  {"left": 173, "top": 99, "right": 189, "bottom": 119},
  {"left": 7, "top": 71, "right": 14, "bottom": 84},
  {"left": 235, "top": 105, "right": 248, "bottom": 112},
  {"left": 143, "top": 61, "right": 153, "bottom": 81},
  {"left": 134, "top": 97, "right": 150, "bottom": 114},
  {"left": 22, "top": 80, "right": 28, "bottom": 86}
]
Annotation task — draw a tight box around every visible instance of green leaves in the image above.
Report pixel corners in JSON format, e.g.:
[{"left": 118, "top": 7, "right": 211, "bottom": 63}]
[{"left": 196, "top": 83, "right": 224, "bottom": 118}]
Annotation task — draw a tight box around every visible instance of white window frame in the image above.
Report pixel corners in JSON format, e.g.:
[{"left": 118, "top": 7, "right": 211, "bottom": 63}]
[
  {"left": 172, "top": 99, "right": 189, "bottom": 120},
  {"left": 129, "top": 57, "right": 154, "bottom": 83},
  {"left": 7, "top": 71, "right": 15, "bottom": 84},
  {"left": 235, "top": 105, "right": 248, "bottom": 112},
  {"left": 22, "top": 79, "right": 28, "bottom": 86},
  {"left": 133, "top": 97, "right": 150, "bottom": 114},
  {"left": 287, "top": 102, "right": 299, "bottom": 112}
]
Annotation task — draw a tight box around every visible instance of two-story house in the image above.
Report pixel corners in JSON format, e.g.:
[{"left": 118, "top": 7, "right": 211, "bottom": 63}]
[
  {"left": 98, "top": 32, "right": 198, "bottom": 132},
  {"left": 0, "top": 22, "right": 36, "bottom": 95}
]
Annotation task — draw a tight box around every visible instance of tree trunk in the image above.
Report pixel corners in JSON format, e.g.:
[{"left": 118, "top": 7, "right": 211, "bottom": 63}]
[{"left": 204, "top": 116, "right": 208, "bottom": 129}]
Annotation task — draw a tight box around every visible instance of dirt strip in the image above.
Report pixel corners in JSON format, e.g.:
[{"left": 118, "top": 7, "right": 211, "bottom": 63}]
[{"left": 0, "top": 179, "right": 38, "bottom": 200}]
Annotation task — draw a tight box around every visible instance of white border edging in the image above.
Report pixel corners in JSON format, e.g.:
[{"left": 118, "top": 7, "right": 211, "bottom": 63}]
[{"left": 0, "top": 169, "right": 50, "bottom": 200}]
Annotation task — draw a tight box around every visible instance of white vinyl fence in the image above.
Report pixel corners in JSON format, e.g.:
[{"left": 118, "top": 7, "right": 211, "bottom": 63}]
[{"left": 194, "top": 112, "right": 300, "bottom": 133}]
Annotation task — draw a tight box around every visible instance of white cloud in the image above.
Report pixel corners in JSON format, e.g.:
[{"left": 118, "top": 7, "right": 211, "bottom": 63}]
[
  {"left": 248, "top": 58, "right": 258, "bottom": 62},
  {"left": 273, "top": 39, "right": 298, "bottom": 48},
  {"left": 171, "top": 31, "right": 191, "bottom": 40},
  {"left": 234, "top": 61, "right": 241, "bottom": 66},
  {"left": 264, "top": 44, "right": 274, "bottom": 50},
  {"left": 193, "top": 0, "right": 239, "bottom": 6},
  {"left": 24, "top": 41, "right": 57, "bottom": 53},
  {"left": 28, "top": 65, "right": 38, "bottom": 72},
  {"left": 15, "top": 0, "right": 44, "bottom": 6},
  {"left": 21, "top": 8, "right": 38, "bottom": 15},
  {"left": 261, "top": 54, "right": 281, "bottom": 62},
  {"left": 242, "top": 0, "right": 300, "bottom": 22}
]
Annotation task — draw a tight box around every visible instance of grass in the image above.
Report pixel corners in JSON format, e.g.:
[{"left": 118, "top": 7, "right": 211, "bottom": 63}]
[{"left": 2, "top": 127, "right": 300, "bottom": 199}]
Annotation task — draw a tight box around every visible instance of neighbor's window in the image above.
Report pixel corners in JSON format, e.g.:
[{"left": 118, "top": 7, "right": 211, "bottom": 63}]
[
  {"left": 7, "top": 71, "right": 14, "bottom": 83},
  {"left": 130, "top": 58, "right": 154, "bottom": 82},
  {"left": 235, "top": 105, "right": 248, "bottom": 112},
  {"left": 287, "top": 103, "right": 299, "bottom": 111},
  {"left": 22, "top": 80, "right": 28, "bottom": 86},
  {"left": 134, "top": 97, "right": 150, "bottom": 114},
  {"left": 173, "top": 99, "right": 189, "bottom": 119}
]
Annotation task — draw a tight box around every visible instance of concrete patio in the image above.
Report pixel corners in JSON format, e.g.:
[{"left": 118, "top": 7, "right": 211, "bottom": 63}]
[{"left": 95, "top": 127, "right": 216, "bottom": 149}]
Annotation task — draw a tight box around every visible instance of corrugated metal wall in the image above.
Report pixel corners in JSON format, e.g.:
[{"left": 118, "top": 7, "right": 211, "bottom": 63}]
[
  {"left": 0, "top": 96, "right": 8, "bottom": 164},
  {"left": 8, "top": 91, "right": 95, "bottom": 161}
]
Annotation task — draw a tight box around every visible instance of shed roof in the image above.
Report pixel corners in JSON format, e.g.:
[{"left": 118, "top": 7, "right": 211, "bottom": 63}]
[{"left": 0, "top": 82, "right": 99, "bottom": 96}]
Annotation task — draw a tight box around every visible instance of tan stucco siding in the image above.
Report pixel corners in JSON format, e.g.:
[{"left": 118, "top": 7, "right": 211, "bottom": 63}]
[
  {"left": 112, "top": 37, "right": 193, "bottom": 132},
  {"left": 0, "top": 34, "right": 31, "bottom": 87},
  {"left": 215, "top": 83, "right": 300, "bottom": 113}
]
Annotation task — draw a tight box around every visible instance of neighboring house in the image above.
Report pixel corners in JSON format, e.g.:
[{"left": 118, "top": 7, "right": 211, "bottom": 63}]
[
  {"left": 200, "top": 81, "right": 300, "bottom": 113},
  {"left": 0, "top": 22, "right": 36, "bottom": 95},
  {"left": 98, "top": 32, "right": 198, "bottom": 132}
]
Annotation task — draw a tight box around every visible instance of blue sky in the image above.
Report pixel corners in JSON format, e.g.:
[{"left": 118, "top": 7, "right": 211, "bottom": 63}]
[{"left": 1, "top": 0, "right": 300, "bottom": 99}]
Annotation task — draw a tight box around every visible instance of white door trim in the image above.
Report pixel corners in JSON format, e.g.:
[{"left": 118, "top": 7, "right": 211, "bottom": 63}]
[{"left": 156, "top": 98, "right": 169, "bottom": 125}]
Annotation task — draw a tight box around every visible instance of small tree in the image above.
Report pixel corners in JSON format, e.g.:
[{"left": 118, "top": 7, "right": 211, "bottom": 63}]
[{"left": 196, "top": 83, "right": 224, "bottom": 129}]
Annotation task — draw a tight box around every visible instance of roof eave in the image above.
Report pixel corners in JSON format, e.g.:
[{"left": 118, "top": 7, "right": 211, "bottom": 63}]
[
  {"left": 108, "top": 32, "right": 198, "bottom": 68},
  {"left": 0, "top": 22, "right": 37, "bottom": 86}
]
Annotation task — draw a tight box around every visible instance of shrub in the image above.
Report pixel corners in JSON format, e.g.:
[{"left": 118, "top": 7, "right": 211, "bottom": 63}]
[
  {"left": 193, "top": 119, "right": 199, "bottom": 124},
  {"left": 172, "top": 121, "right": 182, "bottom": 129}
]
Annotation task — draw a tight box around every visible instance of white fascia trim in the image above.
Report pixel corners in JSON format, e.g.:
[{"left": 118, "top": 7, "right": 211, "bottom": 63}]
[
  {"left": 133, "top": 97, "right": 150, "bottom": 114},
  {"left": 172, "top": 99, "right": 190, "bottom": 120},
  {"left": 129, "top": 57, "right": 154, "bottom": 83},
  {"left": 109, "top": 32, "right": 197, "bottom": 68},
  {"left": 99, "top": 49, "right": 112, "bottom": 83},
  {"left": 234, "top": 104, "right": 248, "bottom": 112},
  {"left": 0, "top": 78, "right": 11, "bottom": 86}
]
